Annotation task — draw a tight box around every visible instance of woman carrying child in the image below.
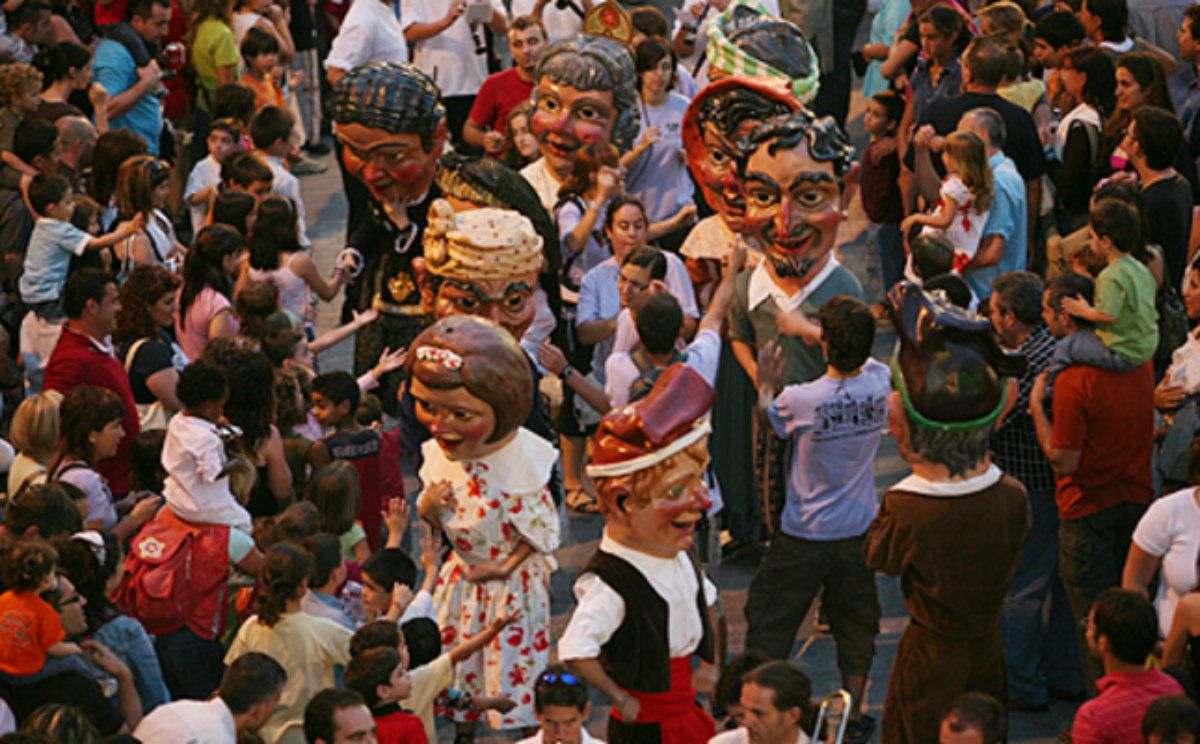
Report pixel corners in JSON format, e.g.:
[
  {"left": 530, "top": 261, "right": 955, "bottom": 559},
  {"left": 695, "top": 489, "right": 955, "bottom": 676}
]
[{"left": 412, "top": 315, "right": 558, "bottom": 739}]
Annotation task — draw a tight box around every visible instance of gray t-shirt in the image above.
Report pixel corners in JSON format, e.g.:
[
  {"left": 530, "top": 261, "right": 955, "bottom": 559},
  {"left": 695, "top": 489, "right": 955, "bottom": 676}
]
[{"left": 627, "top": 93, "right": 694, "bottom": 223}]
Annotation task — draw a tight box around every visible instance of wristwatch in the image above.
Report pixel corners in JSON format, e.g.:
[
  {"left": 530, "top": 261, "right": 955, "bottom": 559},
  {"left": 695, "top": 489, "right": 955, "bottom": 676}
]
[{"left": 559, "top": 365, "right": 575, "bottom": 381}]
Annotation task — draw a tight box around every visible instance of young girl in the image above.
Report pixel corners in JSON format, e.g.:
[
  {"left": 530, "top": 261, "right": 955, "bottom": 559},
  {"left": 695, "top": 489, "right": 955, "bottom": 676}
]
[
  {"left": 114, "top": 155, "right": 188, "bottom": 281},
  {"left": 308, "top": 461, "right": 370, "bottom": 563},
  {"left": 0, "top": 539, "right": 82, "bottom": 677},
  {"left": 500, "top": 102, "right": 539, "bottom": 171},
  {"left": 48, "top": 385, "right": 162, "bottom": 541},
  {"left": 901, "top": 131, "right": 993, "bottom": 274},
  {"left": 412, "top": 315, "right": 559, "bottom": 737},
  {"left": 225, "top": 542, "right": 352, "bottom": 744},
  {"left": 555, "top": 142, "right": 622, "bottom": 307},
  {"left": 177, "top": 224, "right": 243, "bottom": 361},
  {"left": 274, "top": 366, "right": 315, "bottom": 495},
  {"left": 242, "top": 196, "right": 345, "bottom": 328}
]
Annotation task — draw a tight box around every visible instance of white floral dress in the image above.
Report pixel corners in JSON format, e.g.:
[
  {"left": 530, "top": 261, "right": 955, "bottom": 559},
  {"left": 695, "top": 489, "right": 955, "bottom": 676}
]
[{"left": 420, "top": 427, "right": 560, "bottom": 729}]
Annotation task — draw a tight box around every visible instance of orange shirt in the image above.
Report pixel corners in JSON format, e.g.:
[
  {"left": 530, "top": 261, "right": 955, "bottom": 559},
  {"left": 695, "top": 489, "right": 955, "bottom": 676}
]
[
  {"left": 239, "top": 71, "right": 285, "bottom": 112},
  {"left": 0, "top": 590, "right": 66, "bottom": 675}
]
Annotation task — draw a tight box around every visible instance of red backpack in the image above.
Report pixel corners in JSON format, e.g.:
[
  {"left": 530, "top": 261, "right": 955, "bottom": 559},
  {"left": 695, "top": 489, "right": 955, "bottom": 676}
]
[{"left": 115, "top": 509, "right": 233, "bottom": 639}]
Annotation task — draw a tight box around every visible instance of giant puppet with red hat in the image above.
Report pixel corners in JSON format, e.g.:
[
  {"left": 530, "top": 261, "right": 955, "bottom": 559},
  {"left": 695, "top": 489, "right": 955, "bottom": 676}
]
[{"left": 558, "top": 364, "right": 722, "bottom": 744}]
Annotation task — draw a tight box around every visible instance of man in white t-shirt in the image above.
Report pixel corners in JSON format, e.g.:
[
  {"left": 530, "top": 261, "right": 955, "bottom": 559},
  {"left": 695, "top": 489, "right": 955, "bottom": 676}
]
[
  {"left": 134, "top": 652, "right": 286, "bottom": 744},
  {"left": 401, "top": 0, "right": 508, "bottom": 153},
  {"left": 516, "top": 665, "right": 606, "bottom": 744}
]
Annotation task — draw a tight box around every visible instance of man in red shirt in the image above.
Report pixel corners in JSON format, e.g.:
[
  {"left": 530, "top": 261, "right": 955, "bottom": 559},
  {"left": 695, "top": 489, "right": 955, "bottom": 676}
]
[
  {"left": 463, "top": 15, "right": 547, "bottom": 156},
  {"left": 1071, "top": 589, "right": 1182, "bottom": 743},
  {"left": 43, "top": 269, "right": 141, "bottom": 495},
  {"left": 1030, "top": 272, "right": 1153, "bottom": 693}
]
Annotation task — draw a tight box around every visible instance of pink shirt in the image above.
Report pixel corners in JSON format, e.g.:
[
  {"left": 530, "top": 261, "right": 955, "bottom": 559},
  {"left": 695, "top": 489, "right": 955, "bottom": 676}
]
[
  {"left": 1072, "top": 669, "right": 1183, "bottom": 744},
  {"left": 176, "top": 287, "right": 239, "bottom": 361}
]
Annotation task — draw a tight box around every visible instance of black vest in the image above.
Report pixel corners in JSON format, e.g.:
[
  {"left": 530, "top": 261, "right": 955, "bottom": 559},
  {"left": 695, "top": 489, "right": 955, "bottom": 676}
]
[{"left": 582, "top": 548, "right": 715, "bottom": 693}]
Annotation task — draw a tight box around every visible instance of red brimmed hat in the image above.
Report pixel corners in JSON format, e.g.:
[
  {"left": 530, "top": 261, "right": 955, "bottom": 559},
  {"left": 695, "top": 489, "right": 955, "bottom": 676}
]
[{"left": 587, "top": 365, "right": 716, "bottom": 479}]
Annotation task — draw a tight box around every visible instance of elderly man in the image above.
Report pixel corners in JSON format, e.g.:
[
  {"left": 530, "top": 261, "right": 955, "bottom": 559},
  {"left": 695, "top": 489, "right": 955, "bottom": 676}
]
[{"left": 55, "top": 116, "right": 98, "bottom": 192}]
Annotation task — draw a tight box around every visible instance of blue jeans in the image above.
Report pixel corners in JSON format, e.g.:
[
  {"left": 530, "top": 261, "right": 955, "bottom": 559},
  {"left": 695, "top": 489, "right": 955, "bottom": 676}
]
[
  {"left": 156, "top": 626, "right": 225, "bottom": 701},
  {"left": 1001, "top": 488, "right": 1083, "bottom": 704},
  {"left": 94, "top": 615, "right": 171, "bottom": 712},
  {"left": 876, "top": 222, "right": 904, "bottom": 293}
]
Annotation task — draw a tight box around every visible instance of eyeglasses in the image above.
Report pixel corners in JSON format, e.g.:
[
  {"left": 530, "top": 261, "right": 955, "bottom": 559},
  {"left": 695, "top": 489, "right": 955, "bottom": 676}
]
[{"left": 537, "top": 671, "right": 581, "bottom": 687}]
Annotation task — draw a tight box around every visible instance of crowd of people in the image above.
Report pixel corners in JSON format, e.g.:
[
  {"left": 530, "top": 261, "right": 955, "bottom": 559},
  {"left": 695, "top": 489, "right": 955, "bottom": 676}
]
[{"left": 7, "top": 0, "right": 1200, "bottom": 741}]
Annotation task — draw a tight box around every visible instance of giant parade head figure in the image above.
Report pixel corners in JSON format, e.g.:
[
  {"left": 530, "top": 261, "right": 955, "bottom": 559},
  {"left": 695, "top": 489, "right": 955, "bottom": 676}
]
[
  {"left": 418, "top": 199, "right": 546, "bottom": 340},
  {"left": 429, "top": 154, "right": 563, "bottom": 326},
  {"left": 735, "top": 110, "right": 856, "bottom": 285},
  {"left": 530, "top": 33, "right": 640, "bottom": 183},
  {"left": 586, "top": 365, "right": 715, "bottom": 557},
  {"left": 331, "top": 62, "right": 447, "bottom": 220},
  {"left": 887, "top": 282, "right": 1027, "bottom": 477},
  {"left": 406, "top": 315, "right": 534, "bottom": 461},
  {"left": 682, "top": 2, "right": 819, "bottom": 234}
]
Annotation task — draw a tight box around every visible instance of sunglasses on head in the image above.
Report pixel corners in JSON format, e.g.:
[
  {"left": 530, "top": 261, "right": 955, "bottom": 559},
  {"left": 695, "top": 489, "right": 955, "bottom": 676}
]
[{"left": 537, "top": 671, "right": 581, "bottom": 687}]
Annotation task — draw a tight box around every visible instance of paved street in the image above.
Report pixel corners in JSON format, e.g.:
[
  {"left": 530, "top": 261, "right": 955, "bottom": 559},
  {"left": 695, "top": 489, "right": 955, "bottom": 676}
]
[{"left": 298, "top": 96, "right": 1081, "bottom": 744}]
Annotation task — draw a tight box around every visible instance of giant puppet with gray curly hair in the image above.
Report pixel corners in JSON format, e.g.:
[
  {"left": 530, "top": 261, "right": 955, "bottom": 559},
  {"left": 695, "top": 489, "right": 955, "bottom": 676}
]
[{"left": 519, "top": 31, "right": 641, "bottom": 209}]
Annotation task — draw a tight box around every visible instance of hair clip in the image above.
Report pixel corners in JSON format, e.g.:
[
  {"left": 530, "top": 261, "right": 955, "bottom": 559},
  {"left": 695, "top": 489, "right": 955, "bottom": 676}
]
[{"left": 416, "top": 346, "right": 463, "bottom": 370}]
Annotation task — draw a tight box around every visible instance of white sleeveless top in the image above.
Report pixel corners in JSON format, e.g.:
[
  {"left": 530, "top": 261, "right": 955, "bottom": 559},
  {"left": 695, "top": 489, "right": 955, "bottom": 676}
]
[{"left": 248, "top": 253, "right": 309, "bottom": 319}]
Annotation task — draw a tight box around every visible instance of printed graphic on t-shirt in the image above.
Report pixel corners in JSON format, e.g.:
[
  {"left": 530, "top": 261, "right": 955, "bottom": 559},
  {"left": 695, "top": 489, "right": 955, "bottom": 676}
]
[{"left": 813, "top": 395, "right": 888, "bottom": 442}]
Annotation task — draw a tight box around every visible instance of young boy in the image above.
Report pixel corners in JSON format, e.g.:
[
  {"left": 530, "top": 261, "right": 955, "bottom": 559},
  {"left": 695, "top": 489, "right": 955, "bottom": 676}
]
[
  {"left": 162, "top": 360, "right": 253, "bottom": 529},
  {"left": 745, "top": 296, "right": 890, "bottom": 738},
  {"left": 352, "top": 613, "right": 520, "bottom": 743},
  {"left": 300, "top": 533, "right": 355, "bottom": 629},
  {"left": 20, "top": 173, "right": 141, "bottom": 319},
  {"left": 1051, "top": 199, "right": 1158, "bottom": 381},
  {"left": 239, "top": 27, "right": 284, "bottom": 111},
  {"left": 220, "top": 150, "right": 274, "bottom": 204},
  {"left": 860, "top": 90, "right": 905, "bottom": 292},
  {"left": 249, "top": 105, "right": 311, "bottom": 249},
  {"left": 361, "top": 543, "right": 437, "bottom": 625},
  {"left": 516, "top": 665, "right": 602, "bottom": 744},
  {"left": 308, "top": 371, "right": 404, "bottom": 550},
  {"left": 344, "top": 646, "right": 427, "bottom": 743},
  {"left": 186, "top": 118, "right": 241, "bottom": 236}
]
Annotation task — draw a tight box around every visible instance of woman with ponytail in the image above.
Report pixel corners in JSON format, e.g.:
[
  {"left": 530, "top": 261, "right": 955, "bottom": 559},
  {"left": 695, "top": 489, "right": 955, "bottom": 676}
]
[
  {"left": 30, "top": 41, "right": 105, "bottom": 130},
  {"left": 225, "top": 541, "right": 352, "bottom": 744}
]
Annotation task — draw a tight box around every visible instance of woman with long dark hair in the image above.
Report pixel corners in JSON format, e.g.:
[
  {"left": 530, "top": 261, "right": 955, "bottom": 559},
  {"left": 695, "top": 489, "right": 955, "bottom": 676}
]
[
  {"left": 242, "top": 196, "right": 345, "bottom": 326},
  {"left": 30, "top": 41, "right": 104, "bottom": 128},
  {"left": 1050, "top": 46, "right": 1114, "bottom": 234},
  {"left": 87, "top": 130, "right": 147, "bottom": 232},
  {"left": 1100, "top": 52, "right": 1176, "bottom": 174},
  {"left": 115, "top": 266, "right": 188, "bottom": 428},
  {"left": 225, "top": 542, "right": 351, "bottom": 743},
  {"left": 176, "top": 224, "right": 242, "bottom": 361}
]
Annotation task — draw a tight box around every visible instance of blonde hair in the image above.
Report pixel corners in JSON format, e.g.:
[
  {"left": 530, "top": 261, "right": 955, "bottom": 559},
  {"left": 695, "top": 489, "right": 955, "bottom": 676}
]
[
  {"left": 943, "top": 131, "right": 994, "bottom": 214},
  {"left": 595, "top": 440, "right": 710, "bottom": 515},
  {"left": 10, "top": 392, "right": 62, "bottom": 464},
  {"left": 0, "top": 63, "right": 42, "bottom": 108}
]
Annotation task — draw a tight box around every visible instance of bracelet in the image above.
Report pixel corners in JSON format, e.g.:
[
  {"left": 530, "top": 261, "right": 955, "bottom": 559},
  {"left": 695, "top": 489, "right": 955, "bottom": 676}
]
[{"left": 587, "top": 200, "right": 602, "bottom": 213}]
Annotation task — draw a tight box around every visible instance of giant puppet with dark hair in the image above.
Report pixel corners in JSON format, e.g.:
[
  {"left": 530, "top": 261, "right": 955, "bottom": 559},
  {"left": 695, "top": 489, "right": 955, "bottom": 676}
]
[
  {"left": 409, "top": 315, "right": 559, "bottom": 736},
  {"left": 558, "top": 364, "right": 722, "bottom": 744},
  {"left": 864, "top": 283, "right": 1031, "bottom": 744},
  {"left": 724, "top": 108, "right": 866, "bottom": 533},
  {"left": 678, "top": 4, "right": 834, "bottom": 540},
  {"left": 331, "top": 62, "right": 447, "bottom": 413}
]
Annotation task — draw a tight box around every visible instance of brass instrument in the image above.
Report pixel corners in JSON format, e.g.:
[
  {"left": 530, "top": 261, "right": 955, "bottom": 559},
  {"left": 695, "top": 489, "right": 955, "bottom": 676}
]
[{"left": 813, "top": 689, "right": 852, "bottom": 744}]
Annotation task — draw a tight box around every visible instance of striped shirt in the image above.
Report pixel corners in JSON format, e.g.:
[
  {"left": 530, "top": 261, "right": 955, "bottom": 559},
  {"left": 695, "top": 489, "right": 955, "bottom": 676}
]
[{"left": 1071, "top": 669, "right": 1183, "bottom": 744}]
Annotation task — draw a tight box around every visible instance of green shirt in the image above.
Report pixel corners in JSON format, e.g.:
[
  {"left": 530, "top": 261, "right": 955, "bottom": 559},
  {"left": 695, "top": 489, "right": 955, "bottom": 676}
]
[
  {"left": 1095, "top": 253, "right": 1159, "bottom": 365},
  {"left": 192, "top": 18, "right": 240, "bottom": 111},
  {"left": 728, "top": 259, "right": 865, "bottom": 387}
]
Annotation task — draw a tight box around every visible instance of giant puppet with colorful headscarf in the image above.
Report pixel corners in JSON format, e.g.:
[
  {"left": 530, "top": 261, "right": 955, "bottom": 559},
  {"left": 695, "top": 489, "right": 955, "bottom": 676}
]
[
  {"left": 558, "top": 364, "right": 722, "bottom": 744},
  {"left": 865, "top": 282, "right": 1031, "bottom": 744}
]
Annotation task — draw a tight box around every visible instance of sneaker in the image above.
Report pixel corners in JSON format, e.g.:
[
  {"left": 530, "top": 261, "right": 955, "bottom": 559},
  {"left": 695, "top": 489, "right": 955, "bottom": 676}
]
[
  {"left": 843, "top": 714, "right": 877, "bottom": 744},
  {"left": 291, "top": 156, "right": 329, "bottom": 175},
  {"left": 303, "top": 140, "right": 331, "bottom": 155}
]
